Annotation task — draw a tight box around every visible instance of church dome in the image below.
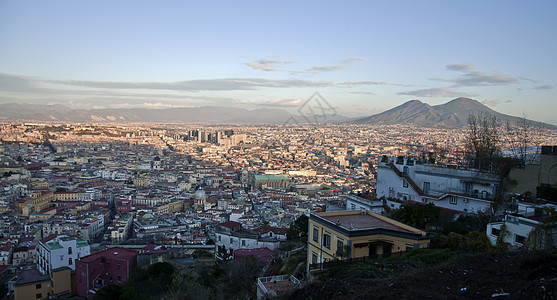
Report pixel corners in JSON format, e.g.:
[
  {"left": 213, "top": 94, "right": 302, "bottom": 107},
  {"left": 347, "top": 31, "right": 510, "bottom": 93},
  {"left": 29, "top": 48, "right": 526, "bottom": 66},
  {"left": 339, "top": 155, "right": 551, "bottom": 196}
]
[{"left": 195, "top": 188, "right": 206, "bottom": 199}]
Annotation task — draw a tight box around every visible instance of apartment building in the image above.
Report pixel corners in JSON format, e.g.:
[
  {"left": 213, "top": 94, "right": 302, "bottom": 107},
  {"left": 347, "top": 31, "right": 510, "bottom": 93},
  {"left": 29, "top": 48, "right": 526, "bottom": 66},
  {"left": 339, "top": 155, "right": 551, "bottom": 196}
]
[
  {"left": 75, "top": 247, "right": 138, "bottom": 300},
  {"left": 36, "top": 234, "right": 90, "bottom": 274},
  {"left": 377, "top": 156, "right": 498, "bottom": 213},
  {"left": 307, "top": 210, "right": 430, "bottom": 272}
]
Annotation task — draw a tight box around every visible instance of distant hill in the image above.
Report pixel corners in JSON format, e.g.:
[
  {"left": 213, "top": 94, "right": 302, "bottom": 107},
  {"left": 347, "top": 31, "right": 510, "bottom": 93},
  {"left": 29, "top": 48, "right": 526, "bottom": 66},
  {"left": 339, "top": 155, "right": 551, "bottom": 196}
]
[
  {"left": 0, "top": 103, "right": 351, "bottom": 124},
  {"left": 352, "top": 97, "right": 555, "bottom": 129}
]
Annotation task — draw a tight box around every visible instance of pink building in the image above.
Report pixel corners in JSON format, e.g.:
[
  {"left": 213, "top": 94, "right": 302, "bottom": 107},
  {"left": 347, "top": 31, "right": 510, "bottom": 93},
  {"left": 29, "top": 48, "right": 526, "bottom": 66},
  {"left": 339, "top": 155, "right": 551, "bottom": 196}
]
[{"left": 75, "top": 247, "right": 138, "bottom": 299}]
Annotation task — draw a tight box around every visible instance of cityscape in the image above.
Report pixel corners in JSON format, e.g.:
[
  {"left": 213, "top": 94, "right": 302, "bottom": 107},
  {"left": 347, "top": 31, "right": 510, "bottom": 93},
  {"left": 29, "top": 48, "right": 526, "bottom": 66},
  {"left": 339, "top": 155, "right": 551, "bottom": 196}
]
[{"left": 1, "top": 1, "right": 557, "bottom": 299}]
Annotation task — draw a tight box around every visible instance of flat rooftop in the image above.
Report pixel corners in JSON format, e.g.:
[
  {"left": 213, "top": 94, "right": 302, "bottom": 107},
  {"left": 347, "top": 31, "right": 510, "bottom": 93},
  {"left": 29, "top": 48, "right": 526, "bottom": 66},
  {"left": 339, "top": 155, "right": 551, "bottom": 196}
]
[{"left": 316, "top": 211, "right": 420, "bottom": 234}]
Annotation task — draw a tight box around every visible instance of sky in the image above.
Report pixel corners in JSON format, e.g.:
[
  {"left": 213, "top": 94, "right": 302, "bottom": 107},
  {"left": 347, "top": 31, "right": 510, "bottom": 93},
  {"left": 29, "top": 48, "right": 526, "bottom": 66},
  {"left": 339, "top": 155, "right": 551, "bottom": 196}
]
[{"left": 0, "top": 1, "right": 556, "bottom": 124}]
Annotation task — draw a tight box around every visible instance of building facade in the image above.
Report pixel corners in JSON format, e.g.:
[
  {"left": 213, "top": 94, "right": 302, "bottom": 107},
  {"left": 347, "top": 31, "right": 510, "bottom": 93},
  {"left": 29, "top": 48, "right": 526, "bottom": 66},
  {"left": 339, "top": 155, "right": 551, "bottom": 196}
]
[
  {"left": 36, "top": 234, "right": 91, "bottom": 275},
  {"left": 75, "top": 247, "right": 138, "bottom": 300},
  {"left": 253, "top": 175, "right": 291, "bottom": 190},
  {"left": 345, "top": 194, "right": 385, "bottom": 214},
  {"left": 214, "top": 221, "right": 281, "bottom": 253},
  {"left": 377, "top": 156, "right": 498, "bottom": 213},
  {"left": 307, "top": 210, "right": 430, "bottom": 272}
]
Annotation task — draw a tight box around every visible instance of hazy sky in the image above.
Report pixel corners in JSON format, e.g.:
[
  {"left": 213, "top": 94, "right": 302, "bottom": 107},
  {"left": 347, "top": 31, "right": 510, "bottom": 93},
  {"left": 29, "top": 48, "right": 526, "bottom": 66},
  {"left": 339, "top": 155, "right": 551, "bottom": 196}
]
[{"left": 1, "top": 1, "right": 556, "bottom": 124}]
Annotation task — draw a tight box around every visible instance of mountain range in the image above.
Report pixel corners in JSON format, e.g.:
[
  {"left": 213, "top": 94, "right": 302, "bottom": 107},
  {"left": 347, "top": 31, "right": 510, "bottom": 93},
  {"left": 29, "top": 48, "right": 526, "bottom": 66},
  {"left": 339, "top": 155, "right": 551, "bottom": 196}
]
[
  {"left": 352, "top": 97, "right": 555, "bottom": 129},
  {"left": 0, "top": 104, "right": 313, "bottom": 124},
  {"left": 0, "top": 98, "right": 553, "bottom": 128}
]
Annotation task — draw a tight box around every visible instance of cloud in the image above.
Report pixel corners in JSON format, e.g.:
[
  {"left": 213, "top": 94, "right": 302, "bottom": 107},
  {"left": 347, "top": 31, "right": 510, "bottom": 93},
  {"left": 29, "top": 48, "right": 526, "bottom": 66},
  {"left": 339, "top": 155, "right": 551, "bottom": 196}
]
[
  {"left": 341, "top": 57, "right": 368, "bottom": 64},
  {"left": 2, "top": 73, "right": 406, "bottom": 95},
  {"left": 432, "top": 64, "right": 517, "bottom": 86},
  {"left": 446, "top": 64, "right": 475, "bottom": 72},
  {"left": 305, "top": 57, "right": 367, "bottom": 73},
  {"left": 340, "top": 80, "right": 405, "bottom": 87},
  {"left": 244, "top": 62, "right": 277, "bottom": 71},
  {"left": 534, "top": 84, "right": 554, "bottom": 89},
  {"left": 263, "top": 98, "right": 306, "bottom": 107},
  {"left": 307, "top": 65, "right": 345, "bottom": 73},
  {"left": 244, "top": 59, "right": 294, "bottom": 71},
  {"left": 349, "top": 91, "right": 374, "bottom": 95},
  {"left": 45, "top": 77, "right": 339, "bottom": 91},
  {"left": 258, "top": 59, "right": 294, "bottom": 64},
  {"left": 398, "top": 88, "right": 474, "bottom": 97},
  {"left": 481, "top": 99, "right": 500, "bottom": 107}
]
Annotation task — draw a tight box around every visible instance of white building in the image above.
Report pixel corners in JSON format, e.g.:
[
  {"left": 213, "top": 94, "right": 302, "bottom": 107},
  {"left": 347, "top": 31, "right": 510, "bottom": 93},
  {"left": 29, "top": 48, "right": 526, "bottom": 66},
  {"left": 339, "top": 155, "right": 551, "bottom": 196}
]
[
  {"left": 345, "top": 194, "right": 385, "bottom": 214},
  {"left": 486, "top": 215, "right": 538, "bottom": 249},
  {"left": 36, "top": 234, "right": 91, "bottom": 274},
  {"left": 377, "top": 156, "right": 498, "bottom": 213},
  {"left": 214, "top": 221, "right": 281, "bottom": 253}
]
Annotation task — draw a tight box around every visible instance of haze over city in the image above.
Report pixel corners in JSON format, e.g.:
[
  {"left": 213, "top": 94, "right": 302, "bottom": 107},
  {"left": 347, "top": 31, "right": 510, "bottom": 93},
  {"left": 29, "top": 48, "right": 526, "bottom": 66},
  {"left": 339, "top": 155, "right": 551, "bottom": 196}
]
[{"left": 1, "top": 1, "right": 556, "bottom": 124}]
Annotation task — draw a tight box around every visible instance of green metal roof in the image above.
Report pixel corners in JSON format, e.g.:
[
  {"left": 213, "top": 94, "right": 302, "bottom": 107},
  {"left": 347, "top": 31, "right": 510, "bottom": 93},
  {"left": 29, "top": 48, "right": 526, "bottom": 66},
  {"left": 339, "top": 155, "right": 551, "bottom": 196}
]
[
  {"left": 60, "top": 236, "right": 86, "bottom": 242},
  {"left": 46, "top": 242, "right": 63, "bottom": 250},
  {"left": 254, "top": 174, "right": 288, "bottom": 181}
]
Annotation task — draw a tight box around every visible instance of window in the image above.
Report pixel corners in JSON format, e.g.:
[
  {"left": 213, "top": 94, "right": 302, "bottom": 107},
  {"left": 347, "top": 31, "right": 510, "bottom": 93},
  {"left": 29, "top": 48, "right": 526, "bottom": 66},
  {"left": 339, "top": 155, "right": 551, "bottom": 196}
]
[
  {"left": 313, "top": 228, "right": 319, "bottom": 242},
  {"left": 515, "top": 234, "right": 526, "bottom": 245},
  {"left": 403, "top": 179, "right": 408, "bottom": 188},
  {"left": 36, "top": 283, "right": 41, "bottom": 289},
  {"left": 423, "top": 182, "right": 430, "bottom": 194},
  {"left": 403, "top": 166, "right": 409, "bottom": 176},
  {"left": 68, "top": 258, "right": 72, "bottom": 265},
  {"left": 312, "top": 253, "right": 318, "bottom": 264},
  {"left": 337, "top": 240, "right": 344, "bottom": 255},
  {"left": 36, "top": 293, "right": 42, "bottom": 299},
  {"left": 117, "top": 264, "right": 121, "bottom": 271},
  {"left": 351, "top": 204, "right": 356, "bottom": 210},
  {"left": 68, "top": 247, "right": 72, "bottom": 255},
  {"left": 465, "top": 182, "right": 472, "bottom": 194},
  {"left": 117, "top": 275, "right": 122, "bottom": 283},
  {"left": 241, "top": 240, "right": 246, "bottom": 246},
  {"left": 323, "top": 234, "right": 331, "bottom": 249},
  {"left": 449, "top": 196, "right": 457, "bottom": 205},
  {"left": 491, "top": 227, "right": 500, "bottom": 236}
]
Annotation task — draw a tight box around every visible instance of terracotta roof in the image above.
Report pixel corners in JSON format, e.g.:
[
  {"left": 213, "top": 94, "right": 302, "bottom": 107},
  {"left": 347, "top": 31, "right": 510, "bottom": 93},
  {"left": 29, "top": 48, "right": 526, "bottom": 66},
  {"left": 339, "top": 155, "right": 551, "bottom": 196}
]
[
  {"left": 40, "top": 234, "right": 57, "bottom": 244},
  {"left": 219, "top": 221, "right": 242, "bottom": 228},
  {"left": 79, "top": 247, "right": 138, "bottom": 263},
  {"left": 253, "top": 225, "right": 288, "bottom": 235},
  {"left": 234, "top": 247, "right": 277, "bottom": 261}
]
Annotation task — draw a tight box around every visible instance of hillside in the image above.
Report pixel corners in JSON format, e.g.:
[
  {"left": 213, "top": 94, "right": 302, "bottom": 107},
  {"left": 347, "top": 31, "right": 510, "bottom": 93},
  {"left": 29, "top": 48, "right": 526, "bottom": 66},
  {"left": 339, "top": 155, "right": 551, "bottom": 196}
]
[
  {"left": 284, "top": 250, "right": 557, "bottom": 299},
  {"left": 0, "top": 103, "right": 350, "bottom": 124}
]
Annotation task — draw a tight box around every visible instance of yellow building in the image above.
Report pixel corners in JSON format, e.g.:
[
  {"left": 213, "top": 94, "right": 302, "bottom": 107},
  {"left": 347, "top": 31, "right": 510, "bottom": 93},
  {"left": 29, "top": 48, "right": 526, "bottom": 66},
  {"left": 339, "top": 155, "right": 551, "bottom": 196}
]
[
  {"left": 157, "top": 200, "right": 184, "bottom": 215},
  {"left": 54, "top": 191, "right": 78, "bottom": 202},
  {"left": 307, "top": 210, "right": 430, "bottom": 272},
  {"left": 14, "top": 267, "right": 73, "bottom": 300},
  {"left": 134, "top": 176, "right": 151, "bottom": 187},
  {"left": 19, "top": 191, "right": 54, "bottom": 216}
]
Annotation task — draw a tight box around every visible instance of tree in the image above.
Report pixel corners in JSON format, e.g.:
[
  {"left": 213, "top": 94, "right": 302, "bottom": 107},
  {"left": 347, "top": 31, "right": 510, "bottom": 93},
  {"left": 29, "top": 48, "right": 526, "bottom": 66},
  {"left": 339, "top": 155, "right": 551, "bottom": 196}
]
[
  {"left": 390, "top": 203, "right": 440, "bottom": 229},
  {"left": 287, "top": 214, "right": 309, "bottom": 240},
  {"left": 335, "top": 245, "right": 351, "bottom": 260},
  {"left": 93, "top": 284, "right": 123, "bottom": 300},
  {"left": 504, "top": 115, "right": 544, "bottom": 166},
  {"left": 465, "top": 111, "right": 501, "bottom": 171}
]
